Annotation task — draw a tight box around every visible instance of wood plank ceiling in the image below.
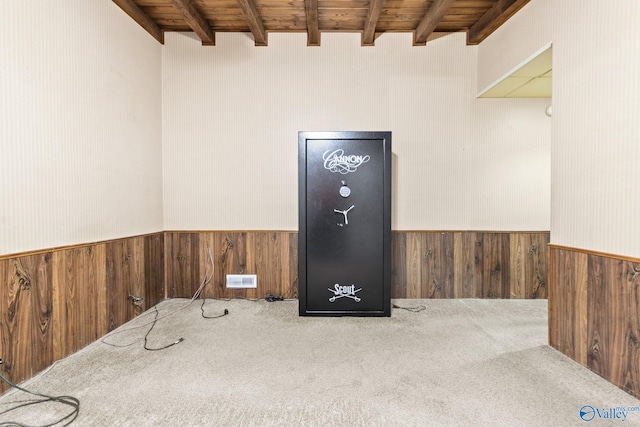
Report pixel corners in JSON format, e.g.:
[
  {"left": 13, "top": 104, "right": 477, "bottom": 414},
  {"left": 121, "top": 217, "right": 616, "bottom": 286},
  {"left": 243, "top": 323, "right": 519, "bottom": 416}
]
[{"left": 113, "top": 0, "right": 530, "bottom": 46}]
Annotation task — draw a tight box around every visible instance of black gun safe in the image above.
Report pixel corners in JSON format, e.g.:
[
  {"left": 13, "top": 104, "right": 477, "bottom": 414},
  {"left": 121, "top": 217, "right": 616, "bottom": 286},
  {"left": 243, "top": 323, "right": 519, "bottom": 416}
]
[{"left": 298, "top": 131, "right": 391, "bottom": 316}]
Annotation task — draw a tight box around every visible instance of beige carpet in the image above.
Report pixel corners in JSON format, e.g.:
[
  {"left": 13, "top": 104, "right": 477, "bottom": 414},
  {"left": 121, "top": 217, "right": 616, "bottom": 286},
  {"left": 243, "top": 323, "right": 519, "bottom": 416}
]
[{"left": 1, "top": 299, "right": 639, "bottom": 426}]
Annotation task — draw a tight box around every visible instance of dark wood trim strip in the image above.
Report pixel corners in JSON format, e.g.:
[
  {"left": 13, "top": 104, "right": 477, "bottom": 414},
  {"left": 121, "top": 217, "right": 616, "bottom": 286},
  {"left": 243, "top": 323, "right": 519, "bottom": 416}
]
[
  {"left": 548, "top": 243, "right": 640, "bottom": 263},
  {"left": 163, "top": 229, "right": 298, "bottom": 233},
  {"left": 0, "top": 232, "right": 164, "bottom": 261},
  {"left": 166, "top": 230, "right": 542, "bottom": 235},
  {"left": 396, "top": 230, "right": 549, "bottom": 233}
]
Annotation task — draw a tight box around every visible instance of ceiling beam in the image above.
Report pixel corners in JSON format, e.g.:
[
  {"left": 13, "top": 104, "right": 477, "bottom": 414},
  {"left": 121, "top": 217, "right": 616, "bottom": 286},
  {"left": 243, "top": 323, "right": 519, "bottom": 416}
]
[
  {"left": 413, "top": 0, "right": 456, "bottom": 46},
  {"left": 168, "top": 0, "right": 215, "bottom": 46},
  {"left": 112, "top": 0, "right": 163, "bottom": 44},
  {"left": 362, "top": 0, "right": 386, "bottom": 46},
  {"left": 467, "top": 0, "right": 530, "bottom": 45},
  {"left": 236, "top": 0, "right": 268, "bottom": 46},
  {"left": 305, "top": 0, "right": 320, "bottom": 46}
]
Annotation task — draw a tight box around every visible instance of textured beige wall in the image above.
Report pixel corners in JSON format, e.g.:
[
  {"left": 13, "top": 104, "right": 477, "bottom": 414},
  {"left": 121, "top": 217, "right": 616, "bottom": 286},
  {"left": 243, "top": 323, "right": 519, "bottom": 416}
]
[
  {"left": 0, "top": 1, "right": 163, "bottom": 256},
  {"left": 0, "top": 4, "right": 553, "bottom": 257},
  {"left": 551, "top": 1, "right": 640, "bottom": 257},
  {"left": 162, "top": 32, "right": 551, "bottom": 232},
  {"left": 477, "top": 0, "right": 552, "bottom": 95}
]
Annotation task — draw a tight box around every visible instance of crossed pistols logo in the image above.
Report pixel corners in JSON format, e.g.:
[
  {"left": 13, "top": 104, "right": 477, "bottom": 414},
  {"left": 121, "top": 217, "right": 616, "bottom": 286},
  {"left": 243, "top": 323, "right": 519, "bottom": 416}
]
[{"left": 328, "top": 284, "right": 362, "bottom": 302}]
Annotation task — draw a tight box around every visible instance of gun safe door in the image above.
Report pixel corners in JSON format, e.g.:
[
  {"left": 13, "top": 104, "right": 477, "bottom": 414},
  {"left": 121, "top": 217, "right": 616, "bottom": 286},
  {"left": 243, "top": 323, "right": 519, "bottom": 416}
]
[{"left": 298, "top": 131, "right": 391, "bottom": 316}]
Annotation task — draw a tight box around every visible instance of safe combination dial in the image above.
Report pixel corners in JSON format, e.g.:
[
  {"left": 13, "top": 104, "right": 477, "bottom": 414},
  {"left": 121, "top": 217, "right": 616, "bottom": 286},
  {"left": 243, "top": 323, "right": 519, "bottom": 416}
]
[{"left": 339, "top": 181, "right": 351, "bottom": 198}]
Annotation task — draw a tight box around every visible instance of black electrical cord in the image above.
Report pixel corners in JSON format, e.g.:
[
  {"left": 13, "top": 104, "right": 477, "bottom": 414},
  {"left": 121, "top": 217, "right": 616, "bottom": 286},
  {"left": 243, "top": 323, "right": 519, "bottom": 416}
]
[
  {"left": 143, "top": 307, "right": 184, "bottom": 351},
  {"left": 392, "top": 304, "right": 426, "bottom": 312},
  {"left": 143, "top": 298, "right": 229, "bottom": 349},
  {"left": 200, "top": 298, "right": 229, "bottom": 319},
  {"left": 0, "top": 360, "right": 80, "bottom": 427},
  {"left": 106, "top": 247, "right": 217, "bottom": 350},
  {"left": 103, "top": 299, "right": 229, "bottom": 351},
  {"left": 210, "top": 295, "right": 294, "bottom": 303}
]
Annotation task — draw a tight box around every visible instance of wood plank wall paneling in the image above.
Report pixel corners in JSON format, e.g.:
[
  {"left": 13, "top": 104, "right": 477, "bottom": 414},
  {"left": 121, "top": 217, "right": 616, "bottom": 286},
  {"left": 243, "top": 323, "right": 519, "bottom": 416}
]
[
  {"left": 0, "top": 255, "right": 37, "bottom": 393},
  {"left": 397, "top": 231, "right": 548, "bottom": 299},
  {"left": 164, "top": 231, "right": 299, "bottom": 300},
  {"left": 0, "top": 233, "right": 164, "bottom": 394},
  {"left": 1, "top": 230, "right": 547, "bottom": 395},
  {"left": 549, "top": 246, "right": 640, "bottom": 399},
  {"left": 164, "top": 231, "right": 549, "bottom": 300},
  {"left": 391, "top": 232, "right": 407, "bottom": 298},
  {"left": 145, "top": 233, "right": 166, "bottom": 308}
]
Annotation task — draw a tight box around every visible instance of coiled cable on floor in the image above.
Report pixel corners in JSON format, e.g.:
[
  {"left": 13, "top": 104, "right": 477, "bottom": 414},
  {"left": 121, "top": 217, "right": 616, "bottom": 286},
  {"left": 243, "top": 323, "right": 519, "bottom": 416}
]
[{"left": 0, "top": 360, "right": 79, "bottom": 427}]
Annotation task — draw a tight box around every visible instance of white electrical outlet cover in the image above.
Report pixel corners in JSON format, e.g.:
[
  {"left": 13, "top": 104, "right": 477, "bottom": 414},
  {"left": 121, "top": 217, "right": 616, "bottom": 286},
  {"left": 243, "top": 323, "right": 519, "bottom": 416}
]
[{"left": 226, "top": 274, "right": 257, "bottom": 289}]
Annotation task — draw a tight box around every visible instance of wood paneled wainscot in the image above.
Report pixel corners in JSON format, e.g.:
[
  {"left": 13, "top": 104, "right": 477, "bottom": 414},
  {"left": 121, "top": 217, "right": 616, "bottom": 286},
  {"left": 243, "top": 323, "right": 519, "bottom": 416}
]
[
  {"left": 549, "top": 245, "right": 640, "bottom": 399},
  {"left": 392, "top": 231, "right": 549, "bottom": 299},
  {"left": 165, "top": 231, "right": 549, "bottom": 300},
  {"left": 164, "top": 231, "right": 299, "bottom": 300},
  {"left": 0, "top": 233, "right": 164, "bottom": 394},
  {"left": 1, "top": 230, "right": 549, "bottom": 395}
]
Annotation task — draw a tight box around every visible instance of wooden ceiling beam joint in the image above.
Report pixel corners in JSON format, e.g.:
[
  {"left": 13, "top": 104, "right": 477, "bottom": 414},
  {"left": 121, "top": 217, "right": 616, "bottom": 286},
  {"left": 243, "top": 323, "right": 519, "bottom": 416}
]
[
  {"left": 305, "top": 0, "right": 320, "bottom": 46},
  {"left": 413, "top": 0, "right": 456, "bottom": 46},
  {"left": 236, "top": 0, "right": 268, "bottom": 46},
  {"left": 168, "top": 0, "right": 215, "bottom": 45},
  {"left": 467, "top": 0, "right": 530, "bottom": 45},
  {"left": 116, "top": 0, "right": 531, "bottom": 48},
  {"left": 362, "top": 0, "right": 387, "bottom": 46},
  {"left": 112, "top": 0, "right": 164, "bottom": 44}
]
